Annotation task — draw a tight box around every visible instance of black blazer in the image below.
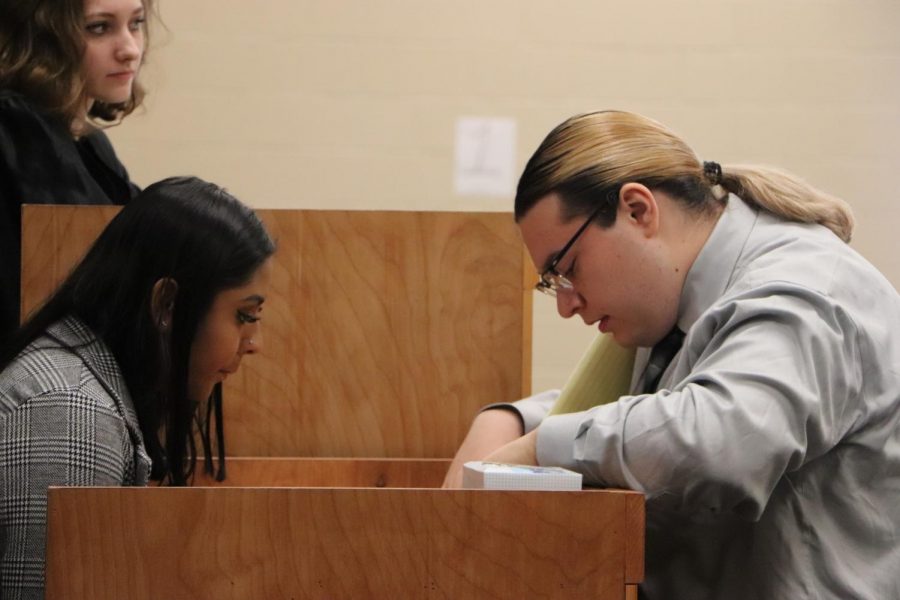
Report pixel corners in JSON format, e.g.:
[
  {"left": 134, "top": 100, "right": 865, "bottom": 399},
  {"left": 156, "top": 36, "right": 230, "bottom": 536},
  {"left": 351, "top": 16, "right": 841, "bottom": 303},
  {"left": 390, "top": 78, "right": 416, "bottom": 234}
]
[{"left": 0, "top": 90, "right": 140, "bottom": 342}]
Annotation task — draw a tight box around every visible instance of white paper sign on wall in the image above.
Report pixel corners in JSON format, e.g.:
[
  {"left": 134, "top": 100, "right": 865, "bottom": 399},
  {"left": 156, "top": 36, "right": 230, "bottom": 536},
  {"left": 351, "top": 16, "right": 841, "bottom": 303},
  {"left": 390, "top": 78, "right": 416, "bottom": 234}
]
[{"left": 453, "top": 116, "right": 517, "bottom": 197}]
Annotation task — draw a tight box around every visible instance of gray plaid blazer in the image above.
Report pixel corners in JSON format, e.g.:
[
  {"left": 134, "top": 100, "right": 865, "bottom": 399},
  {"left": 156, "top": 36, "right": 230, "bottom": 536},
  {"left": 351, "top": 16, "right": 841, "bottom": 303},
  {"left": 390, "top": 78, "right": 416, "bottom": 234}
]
[{"left": 0, "top": 317, "right": 151, "bottom": 600}]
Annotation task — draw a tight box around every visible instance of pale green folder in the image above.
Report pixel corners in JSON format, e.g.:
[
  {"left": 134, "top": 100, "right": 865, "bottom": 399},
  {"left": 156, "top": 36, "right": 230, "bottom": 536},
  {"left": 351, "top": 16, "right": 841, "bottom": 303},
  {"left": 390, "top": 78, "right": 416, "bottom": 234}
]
[{"left": 547, "top": 333, "right": 637, "bottom": 416}]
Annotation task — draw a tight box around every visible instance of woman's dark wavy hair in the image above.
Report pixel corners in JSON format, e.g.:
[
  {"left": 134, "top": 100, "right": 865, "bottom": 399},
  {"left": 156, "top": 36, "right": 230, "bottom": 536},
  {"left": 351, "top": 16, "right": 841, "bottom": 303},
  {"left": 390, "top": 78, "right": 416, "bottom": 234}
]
[
  {"left": 0, "top": 0, "right": 153, "bottom": 127},
  {"left": 0, "top": 176, "right": 275, "bottom": 485}
]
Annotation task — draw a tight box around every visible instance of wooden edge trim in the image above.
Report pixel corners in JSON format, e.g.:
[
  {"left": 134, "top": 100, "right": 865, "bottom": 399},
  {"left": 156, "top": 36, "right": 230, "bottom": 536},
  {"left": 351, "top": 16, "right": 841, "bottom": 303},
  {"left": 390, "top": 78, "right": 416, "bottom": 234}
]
[
  {"left": 521, "top": 243, "right": 533, "bottom": 397},
  {"left": 624, "top": 491, "right": 645, "bottom": 583}
]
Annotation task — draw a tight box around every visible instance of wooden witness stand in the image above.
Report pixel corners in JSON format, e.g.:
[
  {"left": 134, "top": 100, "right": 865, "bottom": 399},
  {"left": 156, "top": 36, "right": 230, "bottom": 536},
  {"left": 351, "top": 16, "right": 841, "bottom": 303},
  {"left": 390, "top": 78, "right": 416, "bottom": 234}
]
[
  {"left": 21, "top": 205, "right": 644, "bottom": 599},
  {"left": 46, "top": 458, "right": 643, "bottom": 599}
]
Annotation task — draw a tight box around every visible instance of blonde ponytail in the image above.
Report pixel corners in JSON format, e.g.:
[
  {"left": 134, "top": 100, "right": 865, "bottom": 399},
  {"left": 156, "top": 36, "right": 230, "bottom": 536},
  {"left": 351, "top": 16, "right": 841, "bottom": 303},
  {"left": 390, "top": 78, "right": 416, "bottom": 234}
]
[
  {"left": 720, "top": 164, "right": 854, "bottom": 242},
  {"left": 516, "top": 111, "right": 855, "bottom": 244}
]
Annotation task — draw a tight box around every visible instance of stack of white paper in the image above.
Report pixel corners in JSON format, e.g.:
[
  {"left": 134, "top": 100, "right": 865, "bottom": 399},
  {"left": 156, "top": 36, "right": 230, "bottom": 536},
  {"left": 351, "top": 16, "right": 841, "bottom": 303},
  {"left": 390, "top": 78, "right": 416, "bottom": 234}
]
[{"left": 462, "top": 461, "right": 582, "bottom": 491}]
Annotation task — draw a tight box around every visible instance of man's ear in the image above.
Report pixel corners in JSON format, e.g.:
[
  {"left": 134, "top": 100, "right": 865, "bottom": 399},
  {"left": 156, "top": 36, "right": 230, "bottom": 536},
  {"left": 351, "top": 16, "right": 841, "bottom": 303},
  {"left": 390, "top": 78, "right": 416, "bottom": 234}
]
[
  {"left": 618, "top": 182, "right": 659, "bottom": 238},
  {"left": 150, "top": 278, "right": 179, "bottom": 332}
]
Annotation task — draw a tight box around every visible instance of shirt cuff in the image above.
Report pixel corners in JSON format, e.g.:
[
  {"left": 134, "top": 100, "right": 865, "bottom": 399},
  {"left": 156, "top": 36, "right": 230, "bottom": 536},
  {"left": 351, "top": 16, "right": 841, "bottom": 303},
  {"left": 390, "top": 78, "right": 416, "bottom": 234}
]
[
  {"left": 535, "top": 411, "right": 585, "bottom": 470},
  {"left": 481, "top": 389, "right": 561, "bottom": 434}
]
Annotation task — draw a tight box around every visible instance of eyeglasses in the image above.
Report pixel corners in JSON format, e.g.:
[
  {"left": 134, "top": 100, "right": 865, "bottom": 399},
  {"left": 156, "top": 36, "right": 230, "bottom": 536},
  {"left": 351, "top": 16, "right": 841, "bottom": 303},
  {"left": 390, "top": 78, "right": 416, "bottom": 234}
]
[{"left": 535, "top": 188, "right": 619, "bottom": 297}]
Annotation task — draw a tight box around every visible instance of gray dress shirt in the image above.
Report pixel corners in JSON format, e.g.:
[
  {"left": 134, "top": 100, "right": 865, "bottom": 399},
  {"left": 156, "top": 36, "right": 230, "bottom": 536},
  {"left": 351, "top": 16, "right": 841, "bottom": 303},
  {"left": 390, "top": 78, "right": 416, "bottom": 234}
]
[
  {"left": 0, "top": 317, "right": 151, "bottom": 600},
  {"left": 512, "top": 196, "right": 900, "bottom": 599}
]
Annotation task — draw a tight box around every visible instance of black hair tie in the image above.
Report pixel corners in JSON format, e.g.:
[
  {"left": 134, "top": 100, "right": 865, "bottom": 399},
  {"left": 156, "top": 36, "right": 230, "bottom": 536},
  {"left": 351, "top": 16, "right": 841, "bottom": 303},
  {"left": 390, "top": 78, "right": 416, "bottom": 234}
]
[{"left": 703, "top": 161, "right": 723, "bottom": 185}]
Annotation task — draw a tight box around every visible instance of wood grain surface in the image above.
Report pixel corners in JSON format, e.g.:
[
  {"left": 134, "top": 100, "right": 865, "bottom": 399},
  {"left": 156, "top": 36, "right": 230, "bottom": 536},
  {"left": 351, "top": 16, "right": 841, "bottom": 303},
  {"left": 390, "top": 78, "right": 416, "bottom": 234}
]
[
  {"left": 46, "top": 473, "right": 644, "bottom": 599},
  {"left": 191, "top": 456, "right": 451, "bottom": 488},
  {"left": 21, "top": 205, "right": 533, "bottom": 457}
]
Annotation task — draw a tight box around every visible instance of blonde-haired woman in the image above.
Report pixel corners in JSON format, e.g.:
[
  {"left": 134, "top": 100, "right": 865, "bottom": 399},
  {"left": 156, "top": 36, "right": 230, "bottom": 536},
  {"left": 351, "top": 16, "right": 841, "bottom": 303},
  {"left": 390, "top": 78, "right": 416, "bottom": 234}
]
[
  {"left": 0, "top": 0, "right": 153, "bottom": 343},
  {"left": 445, "top": 110, "right": 900, "bottom": 599}
]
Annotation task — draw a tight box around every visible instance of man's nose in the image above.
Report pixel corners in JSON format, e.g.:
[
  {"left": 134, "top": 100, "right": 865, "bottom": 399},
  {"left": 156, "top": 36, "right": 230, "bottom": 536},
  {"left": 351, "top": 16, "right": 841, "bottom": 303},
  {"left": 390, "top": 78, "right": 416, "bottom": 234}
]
[{"left": 555, "top": 287, "right": 583, "bottom": 319}]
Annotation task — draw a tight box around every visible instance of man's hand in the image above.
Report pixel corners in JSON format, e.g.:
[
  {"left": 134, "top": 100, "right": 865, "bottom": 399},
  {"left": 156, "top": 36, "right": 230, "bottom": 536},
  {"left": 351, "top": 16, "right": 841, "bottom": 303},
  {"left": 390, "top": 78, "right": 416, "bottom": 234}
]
[
  {"left": 483, "top": 429, "right": 538, "bottom": 467},
  {"left": 442, "top": 409, "right": 524, "bottom": 488}
]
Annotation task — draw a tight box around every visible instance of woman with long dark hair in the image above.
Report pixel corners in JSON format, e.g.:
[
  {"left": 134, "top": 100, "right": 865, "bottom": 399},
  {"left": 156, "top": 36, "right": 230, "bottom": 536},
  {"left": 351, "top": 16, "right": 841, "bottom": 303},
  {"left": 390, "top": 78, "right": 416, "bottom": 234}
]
[
  {"left": 0, "top": 0, "right": 155, "bottom": 343},
  {"left": 0, "top": 176, "right": 275, "bottom": 600}
]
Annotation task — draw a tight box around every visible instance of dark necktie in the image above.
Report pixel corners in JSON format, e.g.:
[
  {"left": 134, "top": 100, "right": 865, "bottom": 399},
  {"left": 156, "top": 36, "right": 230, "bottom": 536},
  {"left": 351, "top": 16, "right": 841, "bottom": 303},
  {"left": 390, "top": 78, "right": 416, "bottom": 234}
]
[{"left": 641, "top": 327, "right": 686, "bottom": 393}]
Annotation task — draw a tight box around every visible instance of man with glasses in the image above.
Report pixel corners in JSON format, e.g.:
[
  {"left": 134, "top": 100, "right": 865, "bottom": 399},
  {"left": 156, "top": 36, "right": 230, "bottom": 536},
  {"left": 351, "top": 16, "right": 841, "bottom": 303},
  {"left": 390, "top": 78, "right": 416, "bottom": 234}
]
[{"left": 443, "top": 110, "right": 900, "bottom": 599}]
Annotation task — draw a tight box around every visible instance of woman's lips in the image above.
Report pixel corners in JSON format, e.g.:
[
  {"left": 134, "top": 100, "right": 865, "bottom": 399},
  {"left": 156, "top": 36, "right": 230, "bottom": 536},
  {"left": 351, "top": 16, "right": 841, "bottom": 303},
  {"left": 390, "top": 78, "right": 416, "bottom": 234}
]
[{"left": 107, "top": 71, "right": 134, "bottom": 81}]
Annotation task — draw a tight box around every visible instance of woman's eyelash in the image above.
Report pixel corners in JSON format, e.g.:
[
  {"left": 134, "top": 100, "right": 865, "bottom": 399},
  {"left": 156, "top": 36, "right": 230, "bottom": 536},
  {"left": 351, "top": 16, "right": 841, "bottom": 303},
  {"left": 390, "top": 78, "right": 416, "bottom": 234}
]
[
  {"left": 237, "top": 310, "right": 260, "bottom": 324},
  {"left": 85, "top": 16, "right": 145, "bottom": 35},
  {"left": 86, "top": 22, "right": 108, "bottom": 34}
]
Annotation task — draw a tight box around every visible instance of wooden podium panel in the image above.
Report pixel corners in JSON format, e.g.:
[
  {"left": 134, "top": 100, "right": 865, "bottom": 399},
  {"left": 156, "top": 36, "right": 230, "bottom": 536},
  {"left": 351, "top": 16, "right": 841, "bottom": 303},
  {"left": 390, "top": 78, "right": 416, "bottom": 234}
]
[
  {"left": 191, "top": 456, "right": 451, "bottom": 488},
  {"left": 46, "top": 460, "right": 644, "bottom": 600},
  {"left": 21, "top": 206, "right": 534, "bottom": 458}
]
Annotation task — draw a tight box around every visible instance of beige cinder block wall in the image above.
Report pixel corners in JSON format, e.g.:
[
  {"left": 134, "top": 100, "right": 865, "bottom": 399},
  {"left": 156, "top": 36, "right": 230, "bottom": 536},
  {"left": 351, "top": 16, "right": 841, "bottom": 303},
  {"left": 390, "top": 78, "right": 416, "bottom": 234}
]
[{"left": 111, "top": 0, "right": 900, "bottom": 394}]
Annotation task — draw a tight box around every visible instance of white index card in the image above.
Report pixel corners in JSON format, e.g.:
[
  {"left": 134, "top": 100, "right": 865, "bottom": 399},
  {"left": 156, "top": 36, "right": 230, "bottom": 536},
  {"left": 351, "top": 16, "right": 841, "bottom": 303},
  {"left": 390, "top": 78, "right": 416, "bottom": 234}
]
[{"left": 453, "top": 116, "right": 517, "bottom": 197}]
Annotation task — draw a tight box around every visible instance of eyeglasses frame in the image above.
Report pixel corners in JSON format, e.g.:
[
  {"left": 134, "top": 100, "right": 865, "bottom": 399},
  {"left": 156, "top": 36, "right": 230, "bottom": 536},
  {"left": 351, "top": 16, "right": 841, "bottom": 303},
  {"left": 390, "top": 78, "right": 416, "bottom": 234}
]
[{"left": 534, "top": 186, "right": 621, "bottom": 297}]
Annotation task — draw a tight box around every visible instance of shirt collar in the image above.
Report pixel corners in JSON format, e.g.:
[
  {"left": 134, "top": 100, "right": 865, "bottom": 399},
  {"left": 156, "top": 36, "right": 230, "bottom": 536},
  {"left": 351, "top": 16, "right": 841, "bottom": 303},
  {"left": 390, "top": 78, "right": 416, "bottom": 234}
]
[{"left": 677, "top": 194, "right": 758, "bottom": 332}]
